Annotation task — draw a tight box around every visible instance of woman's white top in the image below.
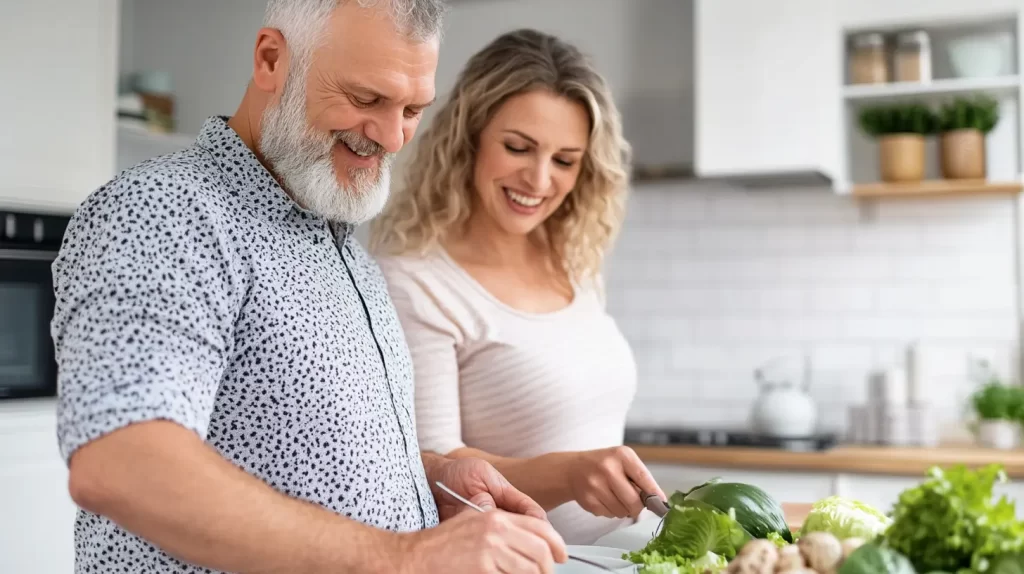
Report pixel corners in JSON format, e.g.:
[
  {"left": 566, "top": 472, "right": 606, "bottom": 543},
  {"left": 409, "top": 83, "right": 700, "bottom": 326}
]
[{"left": 376, "top": 249, "right": 640, "bottom": 544}]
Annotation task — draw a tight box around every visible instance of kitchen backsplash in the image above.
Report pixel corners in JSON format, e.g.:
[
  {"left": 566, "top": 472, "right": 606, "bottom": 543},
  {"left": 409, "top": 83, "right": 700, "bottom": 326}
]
[{"left": 605, "top": 182, "right": 1019, "bottom": 435}]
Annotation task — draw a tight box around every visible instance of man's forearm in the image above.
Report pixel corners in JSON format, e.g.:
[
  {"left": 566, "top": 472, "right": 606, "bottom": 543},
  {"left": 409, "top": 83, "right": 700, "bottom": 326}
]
[{"left": 69, "top": 421, "right": 403, "bottom": 574}]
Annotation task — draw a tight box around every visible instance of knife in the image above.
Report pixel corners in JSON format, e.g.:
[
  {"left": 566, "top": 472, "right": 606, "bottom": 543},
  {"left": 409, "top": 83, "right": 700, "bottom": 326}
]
[
  {"left": 641, "top": 491, "right": 670, "bottom": 517},
  {"left": 631, "top": 479, "right": 670, "bottom": 517}
]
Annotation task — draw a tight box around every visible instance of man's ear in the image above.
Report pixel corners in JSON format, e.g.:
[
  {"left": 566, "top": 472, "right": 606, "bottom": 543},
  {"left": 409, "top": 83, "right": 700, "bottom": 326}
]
[{"left": 253, "top": 27, "right": 288, "bottom": 93}]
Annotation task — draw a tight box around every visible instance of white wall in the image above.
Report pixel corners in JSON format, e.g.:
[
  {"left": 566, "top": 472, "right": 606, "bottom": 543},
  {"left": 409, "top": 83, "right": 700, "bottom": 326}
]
[
  {"left": 121, "top": 0, "right": 1020, "bottom": 436},
  {"left": 608, "top": 185, "right": 1017, "bottom": 433},
  {"left": 122, "top": 0, "right": 265, "bottom": 135}
]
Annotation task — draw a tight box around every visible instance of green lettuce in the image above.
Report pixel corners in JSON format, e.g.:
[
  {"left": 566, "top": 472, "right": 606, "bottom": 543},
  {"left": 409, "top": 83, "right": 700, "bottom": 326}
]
[
  {"left": 625, "top": 499, "right": 750, "bottom": 572},
  {"left": 630, "top": 550, "right": 728, "bottom": 574},
  {"left": 882, "top": 464, "right": 1024, "bottom": 573},
  {"left": 799, "top": 495, "right": 892, "bottom": 540}
]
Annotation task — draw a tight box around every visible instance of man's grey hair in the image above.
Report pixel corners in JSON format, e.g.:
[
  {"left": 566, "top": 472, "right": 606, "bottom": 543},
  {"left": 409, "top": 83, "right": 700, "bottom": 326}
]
[{"left": 263, "top": 0, "right": 447, "bottom": 77}]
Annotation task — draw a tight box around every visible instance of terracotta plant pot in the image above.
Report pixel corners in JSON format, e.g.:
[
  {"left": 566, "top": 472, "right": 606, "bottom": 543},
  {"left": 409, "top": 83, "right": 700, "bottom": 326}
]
[
  {"left": 879, "top": 134, "right": 926, "bottom": 182},
  {"left": 940, "top": 128, "right": 986, "bottom": 179}
]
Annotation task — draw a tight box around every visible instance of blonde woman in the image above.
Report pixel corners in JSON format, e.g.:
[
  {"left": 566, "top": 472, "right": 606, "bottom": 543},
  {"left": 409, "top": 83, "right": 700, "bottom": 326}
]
[{"left": 369, "top": 28, "right": 663, "bottom": 545}]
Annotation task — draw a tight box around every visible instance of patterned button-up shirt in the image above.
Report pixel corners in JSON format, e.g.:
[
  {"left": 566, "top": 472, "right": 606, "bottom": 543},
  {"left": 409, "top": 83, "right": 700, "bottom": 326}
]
[{"left": 52, "top": 116, "right": 439, "bottom": 573}]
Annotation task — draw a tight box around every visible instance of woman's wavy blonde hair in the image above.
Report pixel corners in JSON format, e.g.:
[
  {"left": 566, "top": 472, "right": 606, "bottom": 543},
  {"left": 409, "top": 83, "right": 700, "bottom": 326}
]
[{"left": 368, "top": 28, "right": 631, "bottom": 283}]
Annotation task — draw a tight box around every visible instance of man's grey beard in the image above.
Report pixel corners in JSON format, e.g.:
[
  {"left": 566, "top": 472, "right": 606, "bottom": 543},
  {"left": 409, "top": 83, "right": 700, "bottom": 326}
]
[{"left": 258, "top": 74, "right": 395, "bottom": 224}]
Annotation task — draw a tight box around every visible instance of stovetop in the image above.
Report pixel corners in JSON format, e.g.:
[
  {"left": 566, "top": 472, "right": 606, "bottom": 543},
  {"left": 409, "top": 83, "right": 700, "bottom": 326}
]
[{"left": 624, "top": 426, "right": 839, "bottom": 452}]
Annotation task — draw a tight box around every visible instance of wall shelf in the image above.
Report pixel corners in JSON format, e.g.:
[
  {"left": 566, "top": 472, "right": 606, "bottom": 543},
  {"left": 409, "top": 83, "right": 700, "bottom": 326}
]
[
  {"left": 844, "top": 75, "right": 1021, "bottom": 101},
  {"left": 850, "top": 179, "right": 1023, "bottom": 198}
]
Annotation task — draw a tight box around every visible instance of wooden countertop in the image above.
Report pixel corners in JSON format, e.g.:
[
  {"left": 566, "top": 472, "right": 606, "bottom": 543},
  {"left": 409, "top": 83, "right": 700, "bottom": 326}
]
[{"left": 629, "top": 443, "right": 1024, "bottom": 478}]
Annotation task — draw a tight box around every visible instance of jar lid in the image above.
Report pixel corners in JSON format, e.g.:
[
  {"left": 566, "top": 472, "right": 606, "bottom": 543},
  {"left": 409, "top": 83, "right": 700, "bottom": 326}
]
[
  {"left": 851, "top": 32, "right": 885, "bottom": 49},
  {"left": 897, "top": 30, "right": 930, "bottom": 47}
]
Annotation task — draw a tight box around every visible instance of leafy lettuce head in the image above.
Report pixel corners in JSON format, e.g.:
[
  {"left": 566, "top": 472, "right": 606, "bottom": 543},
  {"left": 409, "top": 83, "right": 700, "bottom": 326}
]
[{"left": 799, "top": 496, "right": 892, "bottom": 540}]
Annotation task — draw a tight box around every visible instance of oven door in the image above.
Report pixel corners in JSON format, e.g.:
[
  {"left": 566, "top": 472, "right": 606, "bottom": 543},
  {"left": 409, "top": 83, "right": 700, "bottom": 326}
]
[{"left": 0, "top": 249, "right": 57, "bottom": 399}]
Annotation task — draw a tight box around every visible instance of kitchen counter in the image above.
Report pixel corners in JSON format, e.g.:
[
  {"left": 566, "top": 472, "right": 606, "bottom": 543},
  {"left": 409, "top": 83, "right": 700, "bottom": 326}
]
[{"left": 628, "top": 443, "right": 1024, "bottom": 478}]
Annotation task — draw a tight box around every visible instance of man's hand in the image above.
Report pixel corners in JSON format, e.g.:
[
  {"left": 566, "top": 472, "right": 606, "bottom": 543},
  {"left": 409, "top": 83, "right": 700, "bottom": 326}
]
[
  {"left": 399, "top": 510, "right": 566, "bottom": 574},
  {"left": 425, "top": 455, "right": 547, "bottom": 521}
]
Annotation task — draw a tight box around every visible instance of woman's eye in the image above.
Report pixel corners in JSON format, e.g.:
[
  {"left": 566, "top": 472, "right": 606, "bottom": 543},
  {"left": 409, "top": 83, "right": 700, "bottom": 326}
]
[
  {"left": 554, "top": 158, "right": 575, "bottom": 168},
  {"left": 504, "top": 143, "right": 528, "bottom": 154}
]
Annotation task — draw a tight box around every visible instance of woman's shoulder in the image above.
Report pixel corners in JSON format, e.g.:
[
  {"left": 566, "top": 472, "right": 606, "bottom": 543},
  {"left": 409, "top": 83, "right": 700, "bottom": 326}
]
[
  {"left": 373, "top": 247, "right": 451, "bottom": 282},
  {"left": 372, "top": 248, "right": 467, "bottom": 306}
]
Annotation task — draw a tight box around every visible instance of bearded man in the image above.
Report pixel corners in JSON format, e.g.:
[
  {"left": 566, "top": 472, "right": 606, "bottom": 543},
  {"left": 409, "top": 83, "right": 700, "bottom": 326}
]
[{"left": 50, "top": 1, "right": 566, "bottom": 573}]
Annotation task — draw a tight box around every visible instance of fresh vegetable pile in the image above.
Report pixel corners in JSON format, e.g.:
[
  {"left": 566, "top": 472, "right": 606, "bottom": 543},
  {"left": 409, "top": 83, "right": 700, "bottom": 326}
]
[{"left": 624, "top": 464, "right": 1024, "bottom": 574}]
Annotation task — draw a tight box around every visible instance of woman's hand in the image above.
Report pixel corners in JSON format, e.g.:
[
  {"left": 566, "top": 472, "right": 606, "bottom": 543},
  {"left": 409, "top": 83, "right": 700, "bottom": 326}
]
[{"left": 566, "top": 446, "right": 666, "bottom": 518}]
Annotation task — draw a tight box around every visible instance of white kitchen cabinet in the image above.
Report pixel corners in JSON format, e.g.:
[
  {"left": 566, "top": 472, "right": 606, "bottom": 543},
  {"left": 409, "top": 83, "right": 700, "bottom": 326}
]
[
  {"left": 840, "top": 0, "right": 1021, "bottom": 29},
  {"left": 1, "top": 0, "right": 119, "bottom": 213},
  {"left": 0, "top": 400, "right": 78, "bottom": 574},
  {"left": 694, "top": 0, "right": 843, "bottom": 183}
]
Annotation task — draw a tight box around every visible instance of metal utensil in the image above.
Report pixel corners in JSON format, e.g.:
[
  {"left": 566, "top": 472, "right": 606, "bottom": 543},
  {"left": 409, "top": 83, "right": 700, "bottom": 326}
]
[
  {"left": 434, "top": 482, "right": 623, "bottom": 573},
  {"left": 628, "top": 479, "right": 669, "bottom": 517},
  {"left": 640, "top": 491, "right": 670, "bottom": 517}
]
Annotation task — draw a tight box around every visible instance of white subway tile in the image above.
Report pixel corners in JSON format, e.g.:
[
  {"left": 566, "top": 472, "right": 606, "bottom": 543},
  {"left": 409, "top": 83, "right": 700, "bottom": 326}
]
[
  {"left": 706, "top": 190, "right": 785, "bottom": 223},
  {"left": 803, "top": 225, "right": 853, "bottom": 253},
  {"left": 669, "top": 345, "right": 734, "bottom": 372},
  {"left": 921, "top": 219, "right": 1014, "bottom": 250},
  {"left": 934, "top": 283, "right": 1016, "bottom": 313},
  {"left": 875, "top": 285, "right": 938, "bottom": 312},
  {"left": 849, "top": 223, "right": 926, "bottom": 252},
  {"left": 606, "top": 183, "right": 1018, "bottom": 429},
  {"left": 777, "top": 190, "right": 861, "bottom": 224},
  {"left": 808, "top": 287, "right": 875, "bottom": 312},
  {"left": 810, "top": 344, "right": 875, "bottom": 370},
  {"left": 875, "top": 195, "right": 1015, "bottom": 221}
]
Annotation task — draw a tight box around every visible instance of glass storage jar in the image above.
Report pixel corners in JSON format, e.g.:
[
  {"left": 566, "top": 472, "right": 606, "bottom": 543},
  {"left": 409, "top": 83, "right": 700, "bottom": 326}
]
[
  {"left": 894, "top": 30, "right": 931, "bottom": 83},
  {"left": 849, "top": 32, "right": 888, "bottom": 84}
]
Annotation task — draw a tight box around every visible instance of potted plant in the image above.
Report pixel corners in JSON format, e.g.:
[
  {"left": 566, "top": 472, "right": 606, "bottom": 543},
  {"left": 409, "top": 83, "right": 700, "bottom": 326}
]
[
  {"left": 937, "top": 94, "right": 1000, "bottom": 180},
  {"left": 969, "top": 371, "right": 1024, "bottom": 450},
  {"left": 858, "top": 102, "right": 938, "bottom": 183}
]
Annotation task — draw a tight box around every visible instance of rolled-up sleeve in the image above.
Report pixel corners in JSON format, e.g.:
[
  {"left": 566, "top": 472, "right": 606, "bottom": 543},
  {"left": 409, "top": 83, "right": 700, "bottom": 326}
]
[{"left": 51, "top": 177, "right": 241, "bottom": 462}]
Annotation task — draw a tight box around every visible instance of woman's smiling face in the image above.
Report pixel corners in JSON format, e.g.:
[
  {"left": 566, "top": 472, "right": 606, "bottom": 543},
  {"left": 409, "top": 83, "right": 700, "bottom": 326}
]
[{"left": 470, "top": 90, "right": 591, "bottom": 237}]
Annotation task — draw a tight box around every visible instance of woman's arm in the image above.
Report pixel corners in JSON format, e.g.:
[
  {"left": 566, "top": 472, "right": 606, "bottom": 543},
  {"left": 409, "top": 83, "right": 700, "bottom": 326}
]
[
  {"left": 445, "top": 446, "right": 664, "bottom": 517},
  {"left": 446, "top": 448, "right": 577, "bottom": 511}
]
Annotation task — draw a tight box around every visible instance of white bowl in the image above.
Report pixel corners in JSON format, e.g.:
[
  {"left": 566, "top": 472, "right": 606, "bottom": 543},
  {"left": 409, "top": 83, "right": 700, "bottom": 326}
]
[{"left": 948, "top": 34, "right": 1011, "bottom": 78}]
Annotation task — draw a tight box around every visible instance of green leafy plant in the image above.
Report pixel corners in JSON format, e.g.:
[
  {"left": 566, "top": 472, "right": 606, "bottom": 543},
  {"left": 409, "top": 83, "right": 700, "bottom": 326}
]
[
  {"left": 969, "top": 359, "right": 1024, "bottom": 421},
  {"left": 858, "top": 102, "right": 939, "bottom": 137},
  {"left": 972, "top": 382, "right": 1024, "bottom": 421},
  {"left": 939, "top": 94, "right": 1000, "bottom": 134},
  {"left": 882, "top": 464, "right": 1024, "bottom": 573}
]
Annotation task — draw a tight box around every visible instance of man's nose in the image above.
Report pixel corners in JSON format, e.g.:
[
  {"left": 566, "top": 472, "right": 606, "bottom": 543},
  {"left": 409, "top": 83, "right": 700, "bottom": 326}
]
[{"left": 365, "top": 109, "right": 406, "bottom": 154}]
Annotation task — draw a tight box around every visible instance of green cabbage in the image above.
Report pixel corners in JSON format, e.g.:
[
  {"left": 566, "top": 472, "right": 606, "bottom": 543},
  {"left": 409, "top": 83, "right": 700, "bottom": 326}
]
[
  {"left": 799, "top": 495, "right": 892, "bottom": 540},
  {"left": 837, "top": 542, "right": 915, "bottom": 574}
]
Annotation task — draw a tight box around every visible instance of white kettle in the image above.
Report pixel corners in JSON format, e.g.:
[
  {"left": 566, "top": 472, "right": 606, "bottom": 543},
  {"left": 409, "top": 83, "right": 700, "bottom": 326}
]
[{"left": 749, "top": 355, "right": 819, "bottom": 438}]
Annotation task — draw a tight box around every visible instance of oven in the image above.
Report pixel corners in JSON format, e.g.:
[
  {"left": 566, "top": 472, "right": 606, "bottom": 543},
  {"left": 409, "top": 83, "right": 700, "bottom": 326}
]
[{"left": 0, "top": 209, "right": 69, "bottom": 400}]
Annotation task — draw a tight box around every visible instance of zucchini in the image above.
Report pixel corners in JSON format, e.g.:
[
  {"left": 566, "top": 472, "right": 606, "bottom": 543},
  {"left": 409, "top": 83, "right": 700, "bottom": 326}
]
[{"left": 675, "top": 480, "right": 794, "bottom": 543}]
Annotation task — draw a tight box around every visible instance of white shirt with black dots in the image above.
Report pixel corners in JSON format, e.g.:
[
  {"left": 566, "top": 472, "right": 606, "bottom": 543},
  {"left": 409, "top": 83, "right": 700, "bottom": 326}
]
[{"left": 52, "top": 116, "right": 439, "bottom": 573}]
